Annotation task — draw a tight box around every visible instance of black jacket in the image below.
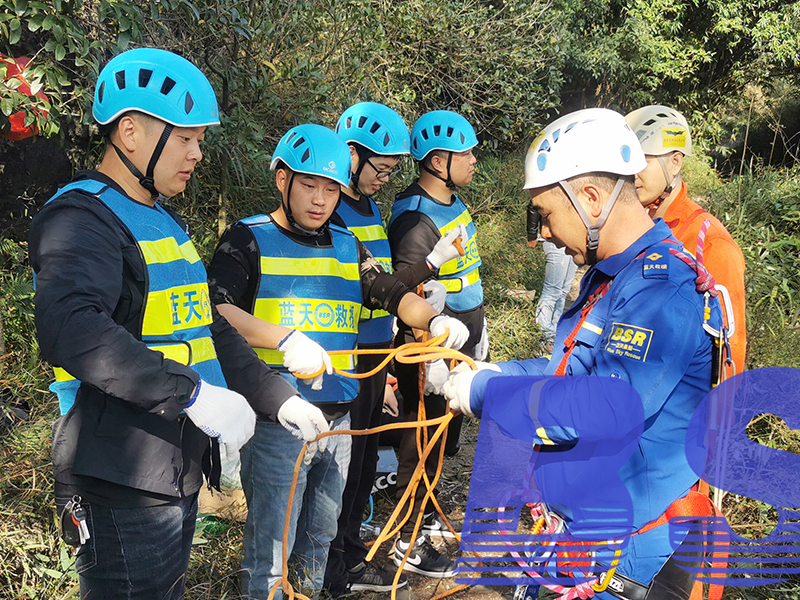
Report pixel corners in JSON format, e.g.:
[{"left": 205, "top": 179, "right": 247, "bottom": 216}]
[
  {"left": 387, "top": 182, "right": 485, "bottom": 354},
  {"left": 30, "top": 171, "right": 297, "bottom": 504}
]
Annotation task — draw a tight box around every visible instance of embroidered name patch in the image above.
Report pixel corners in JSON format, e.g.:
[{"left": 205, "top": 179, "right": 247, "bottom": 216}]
[
  {"left": 643, "top": 250, "right": 669, "bottom": 279},
  {"left": 605, "top": 323, "right": 653, "bottom": 362}
]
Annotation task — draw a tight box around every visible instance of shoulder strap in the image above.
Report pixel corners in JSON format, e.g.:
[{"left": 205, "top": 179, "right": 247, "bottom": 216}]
[
  {"left": 554, "top": 278, "right": 613, "bottom": 376},
  {"left": 239, "top": 214, "right": 271, "bottom": 227},
  {"left": 48, "top": 179, "right": 109, "bottom": 203},
  {"left": 329, "top": 222, "right": 356, "bottom": 238},
  {"left": 673, "top": 207, "right": 708, "bottom": 241}
]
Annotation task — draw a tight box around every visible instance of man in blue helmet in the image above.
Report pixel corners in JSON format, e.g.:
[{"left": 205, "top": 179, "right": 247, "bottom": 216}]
[
  {"left": 324, "top": 102, "right": 468, "bottom": 594},
  {"left": 445, "top": 108, "right": 723, "bottom": 599},
  {"left": 28, "top": 48, "right": 303, "bottom": 599},
  {"left": 386, "top": 109, "right": 487, "bottom": 578},
  {"left": 206, "top": 123, "right": 469, "bottom": 599}
]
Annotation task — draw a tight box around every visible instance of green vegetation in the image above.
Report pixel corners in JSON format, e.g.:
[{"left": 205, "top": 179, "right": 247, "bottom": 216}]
[
  {"left": 3, "top": 0, "right": 800, "bottom": 223},
  {"left": 2, "top": 0, "right": 800, "bottom": 597}
]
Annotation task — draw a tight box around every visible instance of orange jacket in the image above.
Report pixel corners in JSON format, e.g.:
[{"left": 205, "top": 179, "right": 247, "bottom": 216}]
[{"left": 662, "top": 181, "right": 747, "bottom": 373}]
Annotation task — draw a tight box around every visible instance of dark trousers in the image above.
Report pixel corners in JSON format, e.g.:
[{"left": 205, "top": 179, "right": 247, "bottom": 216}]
[
  {"left": 393, "top": 359, "right": 452, "bottom": 541},
  {"left": 57, "top": 493, "right": 198, "bottom": 600},
  {"left": 323, "top": 353, "right": 388, "bottom": 595}
]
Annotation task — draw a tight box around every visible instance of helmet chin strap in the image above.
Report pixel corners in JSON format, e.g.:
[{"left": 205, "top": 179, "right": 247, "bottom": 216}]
[
  {"left": 112, "top": 122, "right": 174, "bottom": 200},
  {"left": 423, "top": 151, "right": 459, "bottom": 190},
  {"left": 558, "top": 178, "right": 625, "bottom": 265},
  {"left": 647, "top": 154, "right": 681, "bottom": 211},
  {"left": 283, "top": 172, "right": 327, "bottom": 237},
  {"left": 349, "top": 147, "right": 372, "bottom": 197}
]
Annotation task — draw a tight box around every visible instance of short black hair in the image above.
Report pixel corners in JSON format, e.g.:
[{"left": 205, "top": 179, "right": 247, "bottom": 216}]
[
  {"left": 349, "top": 141, "right": 403, "bottom": 163},
  {"left": 99, "top": 111, "right": 161, "bottom": 140},
  {"left": 420, "top": 149, "right": 447, "bottom": 170}
]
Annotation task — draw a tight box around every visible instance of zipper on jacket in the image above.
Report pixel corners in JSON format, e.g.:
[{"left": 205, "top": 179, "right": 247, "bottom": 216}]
[{"left": 174, "top": 416, "right": 186, "bottom": 495}]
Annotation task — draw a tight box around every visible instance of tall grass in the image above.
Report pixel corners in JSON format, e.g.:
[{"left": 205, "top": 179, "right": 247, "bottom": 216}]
[{"left": 687, "top": 159, "right": 800, "bottom": 370}]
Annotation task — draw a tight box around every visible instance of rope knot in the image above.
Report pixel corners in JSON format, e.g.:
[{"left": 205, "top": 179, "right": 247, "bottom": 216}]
[{"left": 695, "top": 269, "right": 719, "bottom": 296}]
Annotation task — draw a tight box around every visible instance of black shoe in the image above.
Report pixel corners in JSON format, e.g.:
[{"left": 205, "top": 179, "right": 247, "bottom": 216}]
[
  {"left": 420, "top": 512, "right": 459, "bottom": 539},
  {"left": 393, "top": 535, "right": 456, "bottom": 578},
  {"left": 347, "top": 561, "right": 408, "bottom": 592}
]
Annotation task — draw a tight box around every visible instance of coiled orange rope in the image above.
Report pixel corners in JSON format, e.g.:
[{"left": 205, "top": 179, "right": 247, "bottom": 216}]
[{"left": 267, "top": 333, "right": 480, "bottom": 600}]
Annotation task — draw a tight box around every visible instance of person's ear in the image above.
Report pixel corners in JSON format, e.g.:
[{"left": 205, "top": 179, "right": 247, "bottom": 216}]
[
  {"left": 275, "top": 168, "right": 288, "bottom": 195},
  {"left": 577, "top": 182, "right": 606, "bottom": 220},
  {"left": 116, "top": 115, "right": 138, "bottom": 153},
  {"left": 429, "top": 152, "right": 446, "bottom": 176},
  {"left": 671, "top": 151, "right": 684, "bottom": 177},
  {"left": 349, "top": 145, "right": 360, "bottom": 172}
]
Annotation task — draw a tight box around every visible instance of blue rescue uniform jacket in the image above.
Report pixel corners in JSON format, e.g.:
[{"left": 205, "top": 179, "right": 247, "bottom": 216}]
[{"left": 469, "top": 220, "right": 722, "bottom": 593}]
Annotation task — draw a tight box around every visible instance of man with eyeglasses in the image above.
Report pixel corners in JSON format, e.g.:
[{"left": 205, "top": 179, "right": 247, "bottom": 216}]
[
  {"left": 385, "top": 110, "right": 487, "bottom": 578},
  {"left": 325, "top": 102, "right": 468, "bottom": 596}
]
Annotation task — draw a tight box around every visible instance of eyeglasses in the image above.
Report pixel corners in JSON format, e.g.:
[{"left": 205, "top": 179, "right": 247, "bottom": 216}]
[{"left": 365, "top": 158, "right": 402, "bottom": 181}]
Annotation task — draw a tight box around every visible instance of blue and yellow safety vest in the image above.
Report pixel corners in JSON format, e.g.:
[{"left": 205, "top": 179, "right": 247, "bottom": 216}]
[
  {"left": 241, "top": 215, "right": 363, "bottom": 404},
  {"left": 389, "top": 194, "right": 483, "bottom": 311},
  {"left": 46, "top": 179, "right": 227, "bottom": 414},
  {"left": 334, "top": 195, "right": 394, "bottom": 345}
]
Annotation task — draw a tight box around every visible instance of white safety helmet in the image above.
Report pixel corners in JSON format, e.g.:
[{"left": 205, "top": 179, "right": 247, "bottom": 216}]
[
  {"left": 523, "top": 108, "right": 646, "bottom": 263},
  {"left": 625, "top": 105, "right": 693, "bottom": 157},
  {"left": 625, "top": 105, "right": 692, "bottom": 209},
  {"left": 524, "top": 108, "right": 645, "bottom": 190}
]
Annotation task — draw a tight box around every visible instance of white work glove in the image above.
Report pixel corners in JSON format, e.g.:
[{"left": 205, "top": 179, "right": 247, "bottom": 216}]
[
  {"left": 426, "top": 224, "right": 468, "bottom": 270},
  {"left": 277, "top": 395, "right": 330, "bottom": 464},
  {"left": 429, "top": 314, "right": 469, "bottom": 350},
  {"left": 443, "top": 370, "right": 478, "bottom": 417},
  {"left": 425, "top": 359, "right": 450, "bottom": 395},
  {"left": 423, "top": 280, "right": 447, "bottom": 312},
  {"left": 278, "top": 330, "right": 333, "bottom": 392},
  {"left": 219, "top": 449, "right": 243, "bottom": 490},
  {"left": 444, "top": 362, "right": 503, "bottom": 417},
  {"left": 185, "top": 379, "right": 257, "bottom": 463}
]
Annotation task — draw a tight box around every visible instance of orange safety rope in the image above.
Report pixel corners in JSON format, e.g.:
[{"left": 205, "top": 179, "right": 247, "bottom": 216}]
[
  {"left": 293, "top": 333, "right": 476, "bottom": 381},
  {"left": 267, "top": 335, "right": 480, "bottom": 600}
]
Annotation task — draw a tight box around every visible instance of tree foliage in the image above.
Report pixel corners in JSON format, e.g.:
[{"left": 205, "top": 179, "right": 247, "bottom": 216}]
[
  {"left": 555, "top": 0, "right": 800, "bottom": 137},
  {"left": 1, "top": 0, "right": 799, "bottom": 223}
]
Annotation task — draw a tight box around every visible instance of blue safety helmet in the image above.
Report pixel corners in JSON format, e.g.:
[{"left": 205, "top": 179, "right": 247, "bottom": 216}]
[
  {"left": 335, "top": 102, "right": 410, "bottom": 156},
  {"left": 410, "top": 110, "right": 478, "bottom": 161},
  {"left": 270, "top": 124, "right": 352, "bottom": 235},
  {"left": 336, "top": 102, "right": 409, "bottom": 195},
  {"left": 93, "top": 48, "right": 220, "bottom": 127},
  {"left": 93, "top": 48, "right": 219, "bottom": 200},
  {"left": 270, "top": 124, "right": 351, "bottom": 187}
]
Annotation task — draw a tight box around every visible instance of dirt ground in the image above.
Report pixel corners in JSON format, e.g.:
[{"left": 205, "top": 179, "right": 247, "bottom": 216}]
[{"left": 361, "top": 418, "right": 516, "bottom": 600}]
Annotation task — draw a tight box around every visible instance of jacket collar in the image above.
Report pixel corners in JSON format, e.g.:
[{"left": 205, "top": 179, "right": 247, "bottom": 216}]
[{"left": 592, "top": 219, "right": 674, "bottom": 278}]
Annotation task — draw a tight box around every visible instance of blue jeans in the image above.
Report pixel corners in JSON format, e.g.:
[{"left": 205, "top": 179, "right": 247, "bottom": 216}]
[
  {"left": 241, "top": 416, "right": 352, "bottom": 600},
  {"left": 57, "top": 493, "right": 198, "bottom": 599},
  {"left": 536, "top": 241, "right": 578, "bottom": 340}
]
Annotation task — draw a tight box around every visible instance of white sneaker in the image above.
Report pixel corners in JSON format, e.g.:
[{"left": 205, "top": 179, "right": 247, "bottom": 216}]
[
  {"left": 420, "top": 511, "right": 459, "bottom": 539},
  {"left": 393, "top": 535, "right": 456, "bottom": 578}
]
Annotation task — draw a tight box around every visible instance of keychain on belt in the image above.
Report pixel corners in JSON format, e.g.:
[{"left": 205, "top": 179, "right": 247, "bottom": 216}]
[{"left": 61, "top": 495, "right": 91, "bottom": 547}]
